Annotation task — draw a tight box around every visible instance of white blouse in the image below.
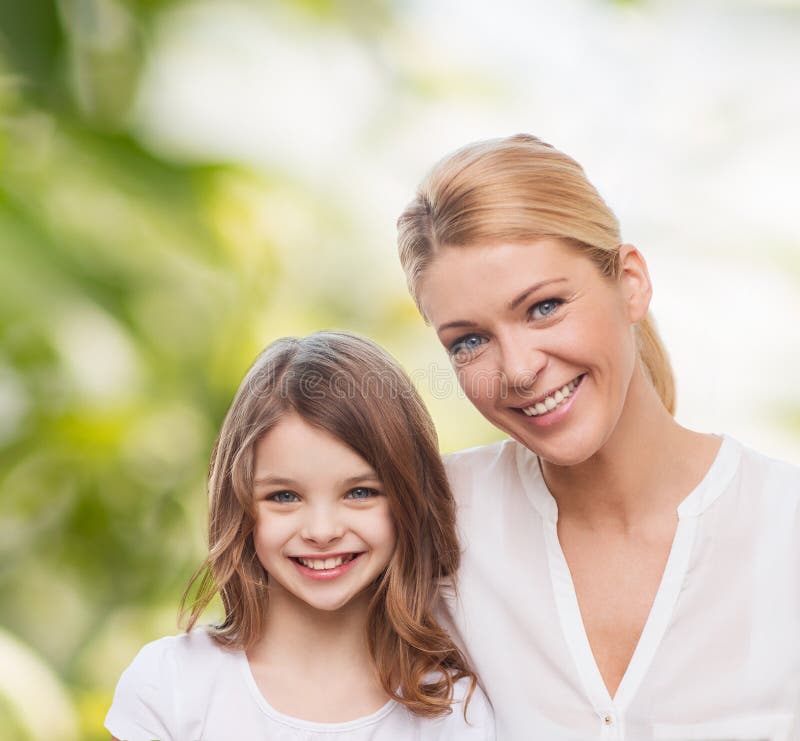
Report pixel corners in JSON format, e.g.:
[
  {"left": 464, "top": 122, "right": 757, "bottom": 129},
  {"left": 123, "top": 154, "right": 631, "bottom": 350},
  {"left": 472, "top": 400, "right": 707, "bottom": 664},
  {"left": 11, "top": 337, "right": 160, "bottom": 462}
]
[
  {"left": 105, "top": 628, "right": 495, "bottom": 740},
  {"left": 442, "top": 435, "right": 800, "bottom": 740}
]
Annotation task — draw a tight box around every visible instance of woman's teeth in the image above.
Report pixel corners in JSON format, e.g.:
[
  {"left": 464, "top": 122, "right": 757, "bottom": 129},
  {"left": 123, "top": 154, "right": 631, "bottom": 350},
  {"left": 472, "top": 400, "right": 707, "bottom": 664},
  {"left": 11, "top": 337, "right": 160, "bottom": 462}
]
[
  {"left": 521, "top": 377, "right": 581, "bottom": 417},
  {"left": 296, "top": 554, "right": 356, "bottom": 570}
]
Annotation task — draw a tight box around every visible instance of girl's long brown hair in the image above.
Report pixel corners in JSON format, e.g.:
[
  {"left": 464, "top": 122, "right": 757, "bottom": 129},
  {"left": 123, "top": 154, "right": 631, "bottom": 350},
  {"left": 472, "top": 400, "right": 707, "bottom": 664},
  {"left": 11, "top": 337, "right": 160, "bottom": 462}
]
[{"left": 181, "top": 331, "right": 476, "bottom": 717}]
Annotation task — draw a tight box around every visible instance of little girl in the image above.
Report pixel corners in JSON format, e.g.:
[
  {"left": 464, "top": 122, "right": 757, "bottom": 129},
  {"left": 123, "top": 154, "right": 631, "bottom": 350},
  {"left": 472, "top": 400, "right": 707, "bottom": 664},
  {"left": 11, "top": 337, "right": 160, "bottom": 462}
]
[{"left": 105, "top": 331, "right": 494, "bottom": 740}]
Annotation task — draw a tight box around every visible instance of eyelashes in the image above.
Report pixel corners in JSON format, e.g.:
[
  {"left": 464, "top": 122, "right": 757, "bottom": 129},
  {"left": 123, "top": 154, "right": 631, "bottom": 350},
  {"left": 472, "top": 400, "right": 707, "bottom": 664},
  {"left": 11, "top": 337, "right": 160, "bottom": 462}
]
[
  {"left": 446, "top": 297, "right": 566, "bottom": 361},
  {"left": 448, "top": 334, "right": 487, "bottom": 358},
  {"left": 529, "top": 298, "right": 563, "bottom": 320},
  {"left": 344, "top": 487, "right": 381, "bottom": 500},
  {"left": 263, "top": 487, "right": 382, "bottom": 504},
  {"left": 266, "top": 491, "right": 300, "bottom": 503}
]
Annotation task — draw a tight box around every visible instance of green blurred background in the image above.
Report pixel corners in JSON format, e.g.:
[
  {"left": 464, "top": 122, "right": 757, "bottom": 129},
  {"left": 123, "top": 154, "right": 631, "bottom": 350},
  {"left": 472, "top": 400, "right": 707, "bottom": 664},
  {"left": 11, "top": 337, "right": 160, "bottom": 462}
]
[{"left": 1, "top": 0, "right": 799, "bottom": 738}]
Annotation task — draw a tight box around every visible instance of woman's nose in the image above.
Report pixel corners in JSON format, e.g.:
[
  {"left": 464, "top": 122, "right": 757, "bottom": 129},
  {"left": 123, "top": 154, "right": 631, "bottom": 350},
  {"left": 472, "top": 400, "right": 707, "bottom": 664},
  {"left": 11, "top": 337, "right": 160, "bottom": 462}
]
[{"left": 498, "top": 335, "right": 547, "bottom": 395}]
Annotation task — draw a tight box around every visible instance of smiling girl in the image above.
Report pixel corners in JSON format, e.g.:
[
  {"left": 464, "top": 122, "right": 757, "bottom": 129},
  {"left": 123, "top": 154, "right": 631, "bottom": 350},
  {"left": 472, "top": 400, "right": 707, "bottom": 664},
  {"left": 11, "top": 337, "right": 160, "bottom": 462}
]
[
  {"left": 397, "top": 135, "right": 800, "bottom": 740},
  {"left": 105, "top": 332, "right": 494, "bottom": 740}
]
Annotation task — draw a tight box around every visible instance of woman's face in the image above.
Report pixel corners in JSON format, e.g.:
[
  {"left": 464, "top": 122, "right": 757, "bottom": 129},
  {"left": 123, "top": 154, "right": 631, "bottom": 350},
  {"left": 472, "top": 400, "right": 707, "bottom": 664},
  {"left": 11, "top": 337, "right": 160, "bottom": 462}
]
[{"left": 417, "top": 238, "right": 651, "bottom": 466}]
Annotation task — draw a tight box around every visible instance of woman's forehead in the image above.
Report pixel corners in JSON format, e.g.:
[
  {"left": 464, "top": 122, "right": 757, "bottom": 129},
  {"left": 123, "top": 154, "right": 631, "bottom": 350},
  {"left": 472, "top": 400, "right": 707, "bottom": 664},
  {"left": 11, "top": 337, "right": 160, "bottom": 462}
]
[{"left": 418, "top": 239, "right": 590, "bottom": 323}]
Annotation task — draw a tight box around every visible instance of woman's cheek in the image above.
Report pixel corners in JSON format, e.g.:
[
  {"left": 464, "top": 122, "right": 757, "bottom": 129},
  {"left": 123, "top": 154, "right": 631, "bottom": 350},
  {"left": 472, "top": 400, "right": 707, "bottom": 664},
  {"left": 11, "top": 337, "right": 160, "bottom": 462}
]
[{"left": 457, "top": 361, "right": 502, "bottom": 409}]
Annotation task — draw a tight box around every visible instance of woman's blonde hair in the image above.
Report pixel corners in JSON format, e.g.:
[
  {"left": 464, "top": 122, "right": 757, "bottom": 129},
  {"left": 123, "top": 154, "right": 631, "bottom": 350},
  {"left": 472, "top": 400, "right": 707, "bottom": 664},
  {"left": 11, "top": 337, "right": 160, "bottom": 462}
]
[
  {"left": 397, "top": 134, "right": 675, "bottom": 414},
  {"left": 181, "top": 331, "right": 476, "bottom": 717}
]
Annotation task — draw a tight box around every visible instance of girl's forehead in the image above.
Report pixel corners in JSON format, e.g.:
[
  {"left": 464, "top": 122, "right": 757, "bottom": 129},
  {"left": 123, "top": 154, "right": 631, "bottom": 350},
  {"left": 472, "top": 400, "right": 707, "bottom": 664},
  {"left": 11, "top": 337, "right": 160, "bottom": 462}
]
[{"left": 253, "top": 413, "right": 376, "bottom": 480}]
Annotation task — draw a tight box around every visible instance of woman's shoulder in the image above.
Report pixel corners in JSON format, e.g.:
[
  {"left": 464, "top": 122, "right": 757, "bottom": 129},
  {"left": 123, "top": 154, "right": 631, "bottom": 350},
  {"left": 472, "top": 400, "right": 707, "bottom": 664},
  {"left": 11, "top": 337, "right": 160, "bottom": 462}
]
[
  {"left": 732, "top": 437, "right": 800, "bottom": 508},
  {"left": 443, "top": 439, "right": 524, "bottom": 486},
  {"left": 719, "top": 435, "right": 800, "bottom": 492},
  {"left": 442, "top": 438, "right": 542, "bottom": 514},
  {"left": 697, "top": 436, "right": 800, "bottom": 541},
  {"left": 430, "top": 676, "right": 495, "bottom": 739},
  {"left": 739, "top": 438, "right": 800, "bottom": 473}
]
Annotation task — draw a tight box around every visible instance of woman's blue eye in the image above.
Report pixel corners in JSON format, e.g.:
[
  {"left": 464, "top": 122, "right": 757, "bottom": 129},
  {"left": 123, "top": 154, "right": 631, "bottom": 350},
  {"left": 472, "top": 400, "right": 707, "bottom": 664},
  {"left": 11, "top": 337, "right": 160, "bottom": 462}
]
[
  {"left": 449, "top": 334, "right": 487, "bottom": 359},
  {"left": 346, "top": 487, "right": 380, "bottom": 500},
  {"left": 267, "top": 491, "right": 300, "bottom": 503},
  {"left": 530, "top": 299, "right": 562, "bottom": 320}
]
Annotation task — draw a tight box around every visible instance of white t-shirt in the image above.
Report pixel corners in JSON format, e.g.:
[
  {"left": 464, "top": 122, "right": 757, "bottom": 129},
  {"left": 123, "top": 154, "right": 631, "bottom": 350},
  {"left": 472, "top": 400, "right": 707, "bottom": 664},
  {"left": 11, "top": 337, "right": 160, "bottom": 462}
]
[
  {"left": 105, "top": 628, "right": 495, "bottom": 741},
  {"left": 443, "top": 435, "right": 800, "bottom": 741}
]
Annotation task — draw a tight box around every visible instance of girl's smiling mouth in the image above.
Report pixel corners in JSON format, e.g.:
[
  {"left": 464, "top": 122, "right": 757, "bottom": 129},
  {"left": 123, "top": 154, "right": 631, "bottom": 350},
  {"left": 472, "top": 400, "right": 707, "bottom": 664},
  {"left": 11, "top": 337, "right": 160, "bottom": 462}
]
[{"left": 289, "top": 552, "right": 365, "bottom": 580}]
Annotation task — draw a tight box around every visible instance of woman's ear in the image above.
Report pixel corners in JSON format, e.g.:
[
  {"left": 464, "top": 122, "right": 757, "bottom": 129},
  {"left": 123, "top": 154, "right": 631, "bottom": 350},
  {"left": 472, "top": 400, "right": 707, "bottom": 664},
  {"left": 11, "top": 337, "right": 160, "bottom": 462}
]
[{"left": 618, "top": 243, "right": 652, "bottom": 323}]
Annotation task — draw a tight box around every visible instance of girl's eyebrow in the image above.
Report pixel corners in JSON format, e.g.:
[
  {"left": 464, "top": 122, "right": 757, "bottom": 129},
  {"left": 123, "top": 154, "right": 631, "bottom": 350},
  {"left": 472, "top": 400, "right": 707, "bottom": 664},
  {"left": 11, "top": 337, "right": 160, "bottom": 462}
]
[
  {"left": 253, "top": 472, "right": 380, "bottom": 487},
  {"left": 435, "top": 277, "right": 568, "bottom": 334},
  {"left": 253, "top": 475, "right": 297, "bottom": 487},
  {"left": 341, "top": 473, "right": 381, "bottom": 485}
]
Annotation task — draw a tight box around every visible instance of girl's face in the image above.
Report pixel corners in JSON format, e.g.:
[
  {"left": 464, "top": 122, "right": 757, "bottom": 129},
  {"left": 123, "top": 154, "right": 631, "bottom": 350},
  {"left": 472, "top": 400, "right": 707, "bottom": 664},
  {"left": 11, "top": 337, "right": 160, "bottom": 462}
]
[
  {"left": 252, "top": 412, "right": 396, "bottom": 613},
  {"left": 417, "top": 238, "right": 651, "bottom": 466}
]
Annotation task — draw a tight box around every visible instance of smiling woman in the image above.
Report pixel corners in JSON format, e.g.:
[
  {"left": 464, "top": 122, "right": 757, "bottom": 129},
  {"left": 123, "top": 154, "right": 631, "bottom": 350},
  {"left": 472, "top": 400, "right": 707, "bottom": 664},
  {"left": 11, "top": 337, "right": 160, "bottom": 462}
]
[
  {"left": 397, "top": 134, "right": 800, "bottom": 741},
  {"left": 418, "top": 237, "right": 653, "bottom": 467}
]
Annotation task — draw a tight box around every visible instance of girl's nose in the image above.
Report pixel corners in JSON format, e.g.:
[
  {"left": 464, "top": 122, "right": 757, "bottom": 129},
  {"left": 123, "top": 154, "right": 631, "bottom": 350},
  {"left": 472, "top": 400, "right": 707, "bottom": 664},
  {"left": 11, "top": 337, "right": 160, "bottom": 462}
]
[{"left": 300, "top": 505, "right": 345, "bottom": 545}]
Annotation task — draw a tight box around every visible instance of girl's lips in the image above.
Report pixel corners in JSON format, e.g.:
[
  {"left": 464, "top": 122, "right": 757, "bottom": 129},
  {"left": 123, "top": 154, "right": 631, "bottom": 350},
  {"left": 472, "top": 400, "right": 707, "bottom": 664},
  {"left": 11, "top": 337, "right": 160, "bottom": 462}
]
[
  {"left": 516, "top": 374, "right": 584, "bottom": 428},
  {"left": 290, "top": 552, "right": 364, "bottom": 581}
]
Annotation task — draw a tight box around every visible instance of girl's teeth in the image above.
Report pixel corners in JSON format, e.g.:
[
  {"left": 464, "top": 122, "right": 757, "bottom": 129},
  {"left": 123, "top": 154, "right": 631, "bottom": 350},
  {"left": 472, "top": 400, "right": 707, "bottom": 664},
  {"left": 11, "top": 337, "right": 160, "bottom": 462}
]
[
  {"left": 298, "top": 554, "right": 354, "bottom": 570},
  {"left": 522, "top": 377, "right": 581, "bottom": 417}
]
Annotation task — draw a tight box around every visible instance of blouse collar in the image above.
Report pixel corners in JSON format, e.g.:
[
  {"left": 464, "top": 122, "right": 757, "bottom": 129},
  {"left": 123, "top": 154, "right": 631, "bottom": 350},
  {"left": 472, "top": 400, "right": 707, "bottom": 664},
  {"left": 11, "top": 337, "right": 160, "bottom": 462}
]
[{"left": 515, "top": 434, "right": 742, "bottom": 523}]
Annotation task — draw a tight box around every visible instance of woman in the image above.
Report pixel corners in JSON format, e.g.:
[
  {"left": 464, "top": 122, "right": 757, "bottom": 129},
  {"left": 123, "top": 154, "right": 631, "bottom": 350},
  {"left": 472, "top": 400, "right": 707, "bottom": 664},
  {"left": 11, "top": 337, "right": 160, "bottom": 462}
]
[{"left": 397, "top": 134, "right": 800, "bottom": 740}]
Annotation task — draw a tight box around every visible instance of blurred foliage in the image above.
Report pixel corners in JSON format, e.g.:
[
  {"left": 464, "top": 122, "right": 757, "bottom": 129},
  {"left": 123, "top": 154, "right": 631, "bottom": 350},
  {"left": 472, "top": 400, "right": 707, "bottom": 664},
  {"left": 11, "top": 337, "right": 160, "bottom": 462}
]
[{"left": 0, "top": 1, "right": 422, "bottom": 739}]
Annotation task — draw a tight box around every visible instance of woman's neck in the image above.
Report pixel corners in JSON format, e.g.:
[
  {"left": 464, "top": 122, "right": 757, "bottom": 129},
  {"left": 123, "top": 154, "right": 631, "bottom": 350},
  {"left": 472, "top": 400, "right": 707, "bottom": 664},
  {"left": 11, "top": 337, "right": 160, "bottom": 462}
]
[{"left": 541, "top": 364, "right": 721, "bottom": 531}]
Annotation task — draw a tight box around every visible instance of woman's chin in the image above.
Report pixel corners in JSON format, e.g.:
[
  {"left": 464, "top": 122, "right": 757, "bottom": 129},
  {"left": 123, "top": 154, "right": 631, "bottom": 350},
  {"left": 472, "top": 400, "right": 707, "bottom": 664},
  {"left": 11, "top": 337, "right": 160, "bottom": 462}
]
[{"left": 506, "top": 423, "right": 606, "bottom": 468}]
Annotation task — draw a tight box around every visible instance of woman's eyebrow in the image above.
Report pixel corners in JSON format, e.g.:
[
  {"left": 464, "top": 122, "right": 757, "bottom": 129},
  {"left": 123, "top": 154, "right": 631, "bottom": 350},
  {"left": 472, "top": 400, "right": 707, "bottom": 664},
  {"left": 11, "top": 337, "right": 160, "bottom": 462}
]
[
  {"left": 508, "top": 278, "right": 568, "bottom": 311},
  {"left": 436, "top": 277, "right": 568, "bottom": 334},
  {"left": 436, "top": 319, "right": 479, "bottom": 334}
]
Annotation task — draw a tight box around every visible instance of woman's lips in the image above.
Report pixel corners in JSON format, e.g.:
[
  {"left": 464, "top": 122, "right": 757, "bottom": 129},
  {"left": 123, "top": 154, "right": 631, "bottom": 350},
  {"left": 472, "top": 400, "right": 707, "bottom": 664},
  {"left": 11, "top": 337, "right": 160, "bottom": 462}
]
[{"left": 515, "top": 374, "right": 584, "bottom": 428}]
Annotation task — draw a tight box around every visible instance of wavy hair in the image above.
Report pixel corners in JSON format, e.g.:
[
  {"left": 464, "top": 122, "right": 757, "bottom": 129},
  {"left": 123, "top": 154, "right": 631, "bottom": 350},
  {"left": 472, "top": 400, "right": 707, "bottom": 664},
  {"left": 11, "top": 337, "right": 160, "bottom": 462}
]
[
  {"left": 181, "top": 331, "right": 475, "bottom": 717},
  {"left": 397, "top": 133, "right": 675, "bottom": 414}
]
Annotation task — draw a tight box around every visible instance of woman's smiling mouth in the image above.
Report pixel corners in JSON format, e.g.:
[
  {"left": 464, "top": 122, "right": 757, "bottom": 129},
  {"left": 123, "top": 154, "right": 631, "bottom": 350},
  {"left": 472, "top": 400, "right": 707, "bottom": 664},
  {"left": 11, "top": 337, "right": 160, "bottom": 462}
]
[
  {"left": 514, "top": 374, "right": 585, "bottom": 423},
  {"left": 519, "top": 374, "right": 584, "bottom": 417}
]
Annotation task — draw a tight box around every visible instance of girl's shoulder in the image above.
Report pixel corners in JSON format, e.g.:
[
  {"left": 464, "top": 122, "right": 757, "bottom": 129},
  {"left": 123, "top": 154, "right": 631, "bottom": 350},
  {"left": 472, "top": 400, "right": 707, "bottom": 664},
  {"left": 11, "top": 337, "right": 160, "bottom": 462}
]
[
  {"left": 121, "top": 627, "right": 230, "bottom": 682},
  {"left": 104, "top": 628, "right": 237, "bottom": 741}
]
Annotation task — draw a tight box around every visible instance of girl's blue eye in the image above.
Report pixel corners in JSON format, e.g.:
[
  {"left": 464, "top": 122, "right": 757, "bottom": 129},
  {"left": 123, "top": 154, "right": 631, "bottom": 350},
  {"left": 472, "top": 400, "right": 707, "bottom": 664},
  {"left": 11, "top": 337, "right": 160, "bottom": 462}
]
[
  {"left": 530, "top": 299, "right": 562, "bottom": 320},
  {"left": 346, "top": 487, "right": 380, "bottom": 500},
  {"left": 267, "top": 491, "right": 300, "bottom": 503},
  {"left": 449, "top": 334, "right": 487, "bottom": 360}
]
